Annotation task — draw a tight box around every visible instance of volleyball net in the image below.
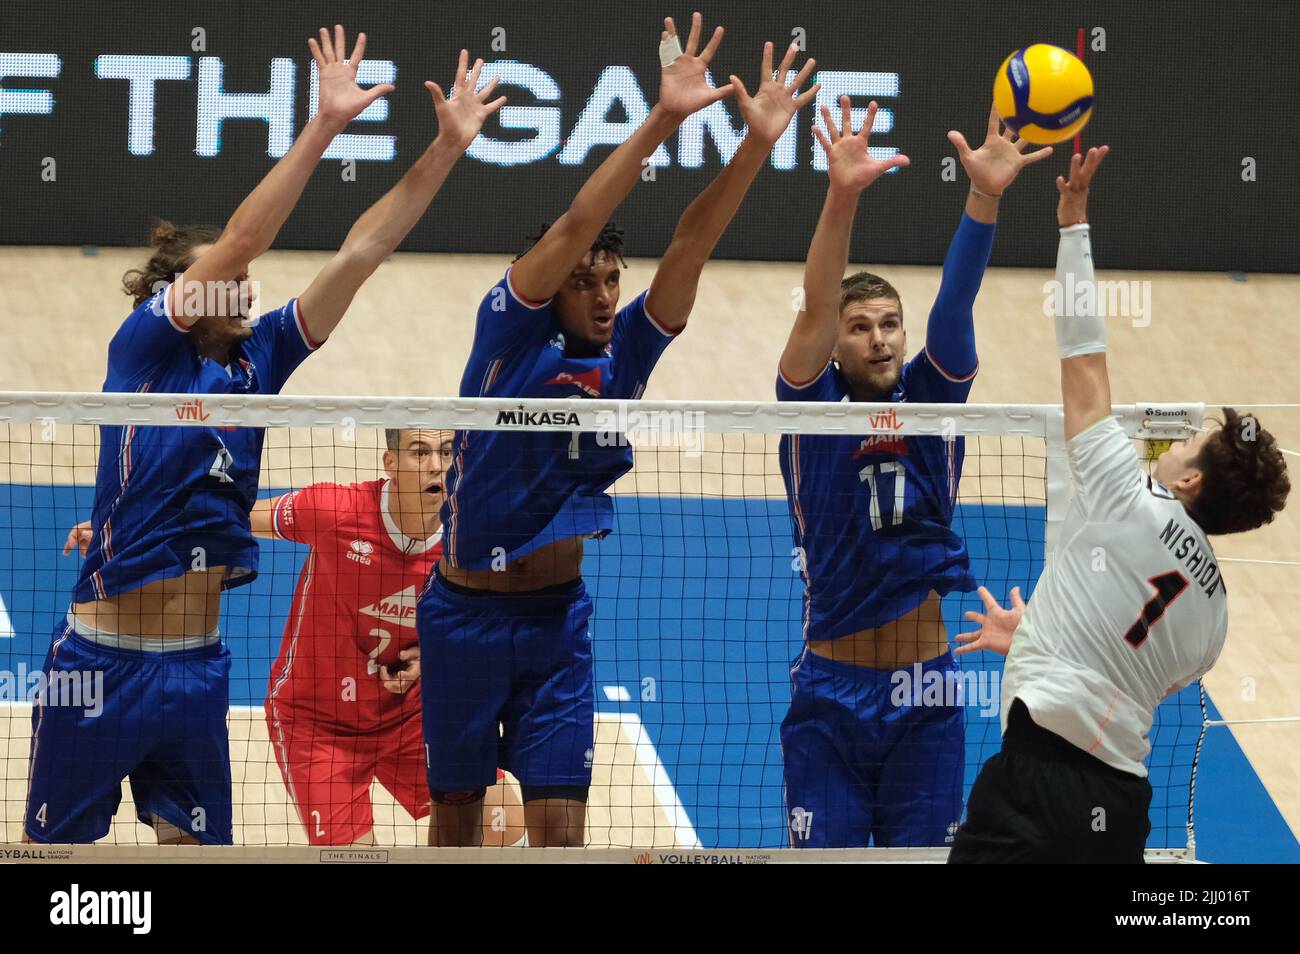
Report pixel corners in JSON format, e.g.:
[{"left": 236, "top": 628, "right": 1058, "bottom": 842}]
[{"left": 0, "top": 392, "right": 1209, "bottom": 860}]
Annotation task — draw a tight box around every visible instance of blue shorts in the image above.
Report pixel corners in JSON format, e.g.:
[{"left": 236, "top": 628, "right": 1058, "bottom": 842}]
[
  {"left": 781, "top": 648, "right": 964, "bottom": 848},
  {"left": 24, "top": 617, "right": 233, "bottom": 845},
  {"left": 417, "top": 572, "right": 594, "bottom": 793}
]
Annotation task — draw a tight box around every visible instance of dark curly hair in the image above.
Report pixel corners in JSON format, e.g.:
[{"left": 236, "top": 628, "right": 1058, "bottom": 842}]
[
  {"left": 513, "top": 220, "right": 627, "bottom": 269},
  {"left": 1186, "top": 407, "right": 1290, "bottom": 536},
  {"left": 841, "top": 271, "right": 903, "bottom": 321},
  {"left": 121, "top": 220, "right": 220, "bottom": 307}
]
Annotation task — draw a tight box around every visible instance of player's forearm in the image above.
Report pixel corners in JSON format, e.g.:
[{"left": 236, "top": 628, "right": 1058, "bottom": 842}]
[
  {"left": 1055, "top": 223, "right": 1111, "bottom": 438},
  {"left": 646, "top": 136, "right": 770, "bottom": 327},
  {"left": 803, "top": 183, "right": 860, "bottom": 317},
  {"left": 778, "top": 184, "right": 858, "bottom": 380},
  {"left": 337, "top": 136, "right": 461, "bottom": 268},
  {"left": 925, "top": 213, "right": 995, "bottom": 376},
  {"left": 964, "top": 188, "right": 1000, "bottom": 225},
  {"left": 221, "top": 115, "right": 348, "bottom": 262},
  {"left": 563, "top": 106, "right": 682, "bottom": 236},
  {"left": 665, "top": 134, "right": 768, "bottom": 257}
]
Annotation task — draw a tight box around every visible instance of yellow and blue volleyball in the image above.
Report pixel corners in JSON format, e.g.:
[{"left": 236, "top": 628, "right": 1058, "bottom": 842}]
[{"left": 993, "top": 44, "right": 1094, "bottom": 145}]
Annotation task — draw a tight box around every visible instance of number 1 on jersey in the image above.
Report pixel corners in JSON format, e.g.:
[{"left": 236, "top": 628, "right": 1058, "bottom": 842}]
[
  {"left": 1124, "top": 571, "right": 1189, "bottom": 648},
  {"left": 858, "top": 462, "right": 906, "bottom": 531}
]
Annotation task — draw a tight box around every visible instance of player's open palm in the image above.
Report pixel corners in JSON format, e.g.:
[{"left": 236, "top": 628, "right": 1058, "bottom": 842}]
[
  {"left": 426, "top": 50, "right": 507, "bottom": 153},
  {"left": 949, "top": 104, "right": 1052, "bottom": 196},
  {"left": 955, "top": 586, "right": 1026, "bottom": 657},
  {"left": 814, "top": 97, "right": 910, "bottom": 193},
  {"left": 657, "top": 13, "right": 733, "bottom": 119},
  {"left": 731, "top": 41, "right": 817, "bottom": 145},
  {"left": 1056, "top": 144, "right": 1109, "bottom": 226},
  {"left": 310, "top": 26, "right": 395, "bottom": 127}
]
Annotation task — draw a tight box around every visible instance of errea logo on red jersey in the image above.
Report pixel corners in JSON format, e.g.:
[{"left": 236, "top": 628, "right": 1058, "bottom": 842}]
[{"left": 347, "top": 539, "right": 375, "bottom": 565}]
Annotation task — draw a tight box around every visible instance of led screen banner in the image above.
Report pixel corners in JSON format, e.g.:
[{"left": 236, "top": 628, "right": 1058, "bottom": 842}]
[{"left": 1, "top": 1, "right": 1295, "bottom": 271}]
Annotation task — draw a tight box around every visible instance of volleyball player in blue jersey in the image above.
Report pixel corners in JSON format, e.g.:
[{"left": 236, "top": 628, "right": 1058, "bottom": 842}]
[
  {"left": 775, "top": 102, "right": 1051, "bottom": 847},
  {"left": 24, "top": 37, "right": 504, "bottom": 845},
  {"left": 418, "top": 15, "right": 819, "bottom": 847}
]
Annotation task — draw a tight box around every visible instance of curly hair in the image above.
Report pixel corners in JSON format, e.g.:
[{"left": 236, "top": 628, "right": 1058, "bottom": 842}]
[
  {"left": 1187, "top": 407, "right": 1290, "bottom": 535},
  {"left": 840, "top": 271, "right": 903, "bottom": 321},
  {"left": 513, "top": 220, "right": 627, "bottom": 269},
  {"left": 121, "top": 220, "right": 220, "bottom": 307}
]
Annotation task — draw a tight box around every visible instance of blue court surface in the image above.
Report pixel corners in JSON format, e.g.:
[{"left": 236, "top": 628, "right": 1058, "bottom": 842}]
[{"left": 2, "top": 484, "right": 1296, "bottom": 861}]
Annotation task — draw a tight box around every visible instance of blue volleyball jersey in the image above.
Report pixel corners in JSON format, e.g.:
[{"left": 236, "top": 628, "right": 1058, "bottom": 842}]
[
  {"left": 442, "top": 269, "right": 678, "bottom": 570},
  {"left": 74, "top": 289, "right": 321, "bottom": 603},
  {"left": 777, "top": 213, "right": 995, "bottom": 641}
]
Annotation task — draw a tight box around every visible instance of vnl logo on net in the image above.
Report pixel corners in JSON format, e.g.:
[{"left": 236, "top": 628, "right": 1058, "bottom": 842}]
[
  {"left": 0, "top": 665, "right": 104, "bottom": 717},
  {"left": 594, "top": 404, "right": 706, "bottom": 458},
  {"left": 1043, "top": 275, "right": 1153, "bottom": 328}
]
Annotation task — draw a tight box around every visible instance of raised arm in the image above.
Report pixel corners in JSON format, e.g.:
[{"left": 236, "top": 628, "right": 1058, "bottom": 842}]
[
  {"left": 778, "top": 98, "right": 908, "bottom": 385},
  {"left": 297, "top": 50, "right": 506, "bottom": 341},
  {"left": 646, "top": 41, "right": 817, "bottom": 332},
  {"left": 925, "top": 106, "right": 1054, "bottom": 379},
  {"left": 509, "top": 13, "right": 733, "bottom": 304},
  {"left": 1053, "top": 146, "right": 1111, "bottom": 440},
  {"left": 169, "top": 26, "right": 394, "bottom": 326}
]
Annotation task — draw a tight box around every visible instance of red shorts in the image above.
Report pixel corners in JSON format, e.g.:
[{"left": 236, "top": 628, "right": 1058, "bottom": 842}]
[{"left": 267, "top": 710, "right": 502, "bottom": 845}]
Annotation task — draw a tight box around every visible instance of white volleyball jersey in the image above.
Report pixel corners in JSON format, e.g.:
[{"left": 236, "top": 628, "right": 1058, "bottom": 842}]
[{"left": 1003, "top": 416, "right": 1228, "bottom": 776}]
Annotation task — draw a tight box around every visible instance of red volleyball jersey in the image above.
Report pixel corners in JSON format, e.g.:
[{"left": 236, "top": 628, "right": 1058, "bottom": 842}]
[{"left": 266, "top": 479, "right": 441, "bottom": 732}]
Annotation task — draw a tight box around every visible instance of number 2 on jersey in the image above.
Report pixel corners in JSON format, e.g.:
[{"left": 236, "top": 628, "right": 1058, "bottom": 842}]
[
  {"left": 366, "top": 627, "right": 392, "bottom": 675},
  {"left": 1124, "top": 571, "right": 1189, "bottom": 648},
  {"left": 858, "top": 462, "right": 906, "bottom": 531}
]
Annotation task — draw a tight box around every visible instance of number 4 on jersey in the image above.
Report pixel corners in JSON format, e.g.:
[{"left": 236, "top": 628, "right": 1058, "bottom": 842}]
[{"left": 1124, "top": 571, "right": 1189, "bottom": 648}]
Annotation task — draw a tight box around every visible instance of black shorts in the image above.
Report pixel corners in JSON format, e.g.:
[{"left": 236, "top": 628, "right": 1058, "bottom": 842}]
[{"left": 948, "top": 699, "right": 1152, "bottom": 864}]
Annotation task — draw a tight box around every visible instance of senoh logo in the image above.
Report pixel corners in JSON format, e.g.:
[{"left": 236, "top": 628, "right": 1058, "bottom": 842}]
[{"left": 49, "top": 884, "right": 152, "bottom": 934}]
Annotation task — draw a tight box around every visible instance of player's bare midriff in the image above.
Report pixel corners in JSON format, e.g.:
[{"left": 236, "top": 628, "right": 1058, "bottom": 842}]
[
  {"left": 72, "top": 567, "right": 227, "bottom": 638},
  {"left": 438, "top": 535, "right": 585, "bottom": 593},
  {"left": 808, "top": 590, "right": 949, "bottom": 669}
]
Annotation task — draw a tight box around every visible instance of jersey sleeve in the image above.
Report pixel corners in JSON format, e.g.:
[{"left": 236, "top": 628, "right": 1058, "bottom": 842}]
[
  {"left": 1067, "top": 416, "right": 1145, "bottom": 519},
  {"left": 776, "top": 362, "right": 842, "bottom": 402},
  {"left": 608, "top": 291, "right": 678, "bottom": 398},
  {"left": 917, "top": 212, "right": 996, "bottom": 398},
  {"left": 270, "top": 483, "right": 351, "bottom": 546},
  {"left": 898, "top": 349, "right": 977, "bottom": 403},
  {"left": 470, "top": 268, "right": 558, "bottom": 366},
  {"left": 105, "top": 287, "right": 191, "bottom": 386},
  {"left": 244, "top": 298, "right": 322, "bottom": 394}
]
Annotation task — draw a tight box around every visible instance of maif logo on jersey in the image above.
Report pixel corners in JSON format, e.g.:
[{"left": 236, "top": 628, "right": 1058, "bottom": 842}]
[
  {"left": 347, "top": 539, "right": 375, "bottom": 565},
  {"left": 546, "top": 368, "right": 602, "bottom": 397},
  {"left": 360, "top": 585, "right": 419, "bottom": 628}
]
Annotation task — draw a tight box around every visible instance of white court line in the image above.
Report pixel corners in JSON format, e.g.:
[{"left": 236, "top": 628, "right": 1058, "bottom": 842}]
[
  {"left": 599, "top": 711, "right": 701, "bottom": 849},
  {"left": 0, "top": 592, "right": 14, "bottom": 637}
]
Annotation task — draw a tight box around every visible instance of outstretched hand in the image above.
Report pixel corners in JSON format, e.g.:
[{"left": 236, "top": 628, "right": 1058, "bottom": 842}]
[
  {"left": 813, "top": 97, "right": 910, "bottom": 192},
  {"left": 730, "top": 41, "right": 818, "bottom": 146},
  {"left": 948, "top": 104, "right": 1052, "bottom": 197},
  {"left": 954, "top": 586, "right": 1026, "bottom": 657},
  {"left": 1056, "top": 145, "right": 1109, "bottom": 226},
  {"left": 657, "top": 12, "right": 734, "bottom": 119},
  {"left": 426, "top": 49, "right": 507, "bottom": 152},
  {"left": 310, "top": 25, "right": 396, "bottom": 128}
]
